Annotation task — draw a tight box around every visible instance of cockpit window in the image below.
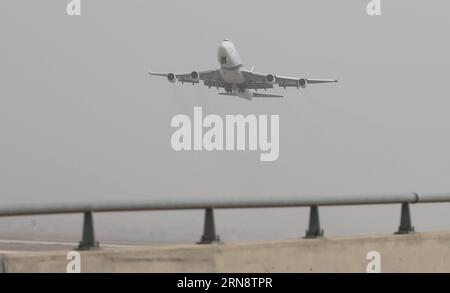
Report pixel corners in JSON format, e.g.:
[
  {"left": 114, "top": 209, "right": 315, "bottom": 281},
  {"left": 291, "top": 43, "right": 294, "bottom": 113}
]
[{"left": 221, "top": 56, "right": 227, "bottom": 65}]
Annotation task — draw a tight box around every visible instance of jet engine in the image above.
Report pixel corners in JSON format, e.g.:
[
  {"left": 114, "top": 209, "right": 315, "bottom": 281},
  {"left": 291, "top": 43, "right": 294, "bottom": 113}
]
[
  {"left": 266, "top": 74, "right": 276, "bottom": 85},
  {"left": 167, "top": 73, "right": 177, "bottom": 83},
  {"left": 298, "top": 78, "right": 308, "bottom": 88},
  {"left": 190, "top": 71, "right": 200, "bottom": 81}
]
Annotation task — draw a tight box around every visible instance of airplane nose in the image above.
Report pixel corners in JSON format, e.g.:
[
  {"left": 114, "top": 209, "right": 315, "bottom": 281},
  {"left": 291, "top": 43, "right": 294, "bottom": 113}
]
[{"left": 217, "top": 45, "right": 227, "bottom": 56}]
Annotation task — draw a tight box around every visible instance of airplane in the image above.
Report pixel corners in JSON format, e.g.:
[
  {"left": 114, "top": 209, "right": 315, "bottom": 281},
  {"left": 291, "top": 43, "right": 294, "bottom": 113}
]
[{"left": 150, "top": 40, "right": 337, "bottom": 101}]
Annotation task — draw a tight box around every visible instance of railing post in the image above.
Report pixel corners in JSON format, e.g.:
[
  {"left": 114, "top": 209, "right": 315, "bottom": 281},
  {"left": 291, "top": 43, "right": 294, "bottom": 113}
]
[
  {"left": 304, "top": 205, "right": 324, "bottom": 239},
  {"left": 78, "top": 211, "right": 99, "bottom": 250},
  {"left": 198, "top": 208, "right": 221, "bottom": 244},
  {"left": 395, "top": 203, "right": 415, "bottom": 234}
]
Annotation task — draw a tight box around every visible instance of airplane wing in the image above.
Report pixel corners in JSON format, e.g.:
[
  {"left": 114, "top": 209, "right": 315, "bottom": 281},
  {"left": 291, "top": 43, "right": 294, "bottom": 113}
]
[
  {"left": 241, "top": 70, "right": 338, "bottom": 89},
  {"left": 150, "top": 69, "right": 337, "bottom": 91},
  {"left": 149, "top": 70, "right": 222, "bottom": 85}
]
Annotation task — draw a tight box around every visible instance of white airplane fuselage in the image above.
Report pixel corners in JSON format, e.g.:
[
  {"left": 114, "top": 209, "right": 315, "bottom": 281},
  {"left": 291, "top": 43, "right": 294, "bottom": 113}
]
[{"left": 217, "top": 40, "right": 253, "bottom": 99}]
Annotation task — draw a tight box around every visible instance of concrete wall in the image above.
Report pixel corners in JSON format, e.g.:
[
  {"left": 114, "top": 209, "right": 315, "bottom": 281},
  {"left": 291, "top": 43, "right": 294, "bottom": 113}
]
[{"left": 2, "top": 232, "right": 450, "bottom": 273}]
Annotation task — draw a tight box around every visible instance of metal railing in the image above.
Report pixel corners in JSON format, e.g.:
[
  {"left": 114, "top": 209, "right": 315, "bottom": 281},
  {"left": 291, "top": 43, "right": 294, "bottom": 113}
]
[{"left": 0, "top": 192, "right": 449, "bottom": 250}]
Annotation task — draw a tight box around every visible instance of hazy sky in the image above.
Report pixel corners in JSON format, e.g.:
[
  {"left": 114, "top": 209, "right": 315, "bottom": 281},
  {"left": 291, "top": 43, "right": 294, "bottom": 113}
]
[{"left": 1, "top": 1, "right": 450, "bottom": 243}]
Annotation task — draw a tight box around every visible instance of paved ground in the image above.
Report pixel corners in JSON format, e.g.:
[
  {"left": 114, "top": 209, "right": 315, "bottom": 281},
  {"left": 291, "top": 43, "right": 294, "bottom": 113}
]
[
  {"left": 3, "top": 232, "right": 450, "bottom": 273},
  {"left": 0, "top": 239, "right": 131, "bottom": 252}
]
